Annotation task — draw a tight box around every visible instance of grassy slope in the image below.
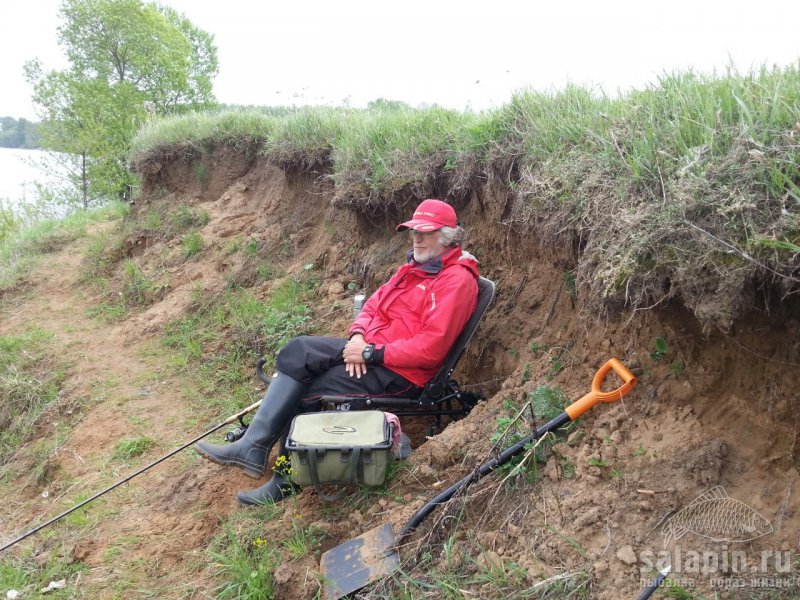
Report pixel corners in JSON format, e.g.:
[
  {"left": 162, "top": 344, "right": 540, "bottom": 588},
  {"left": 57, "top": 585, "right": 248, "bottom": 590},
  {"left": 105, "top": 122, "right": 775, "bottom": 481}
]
[
  {"left": 0, "top": 203, "right": 326, "bottom": 598},
  {"left": 130, "top": 65, "right": 800, "bottom": 329}
]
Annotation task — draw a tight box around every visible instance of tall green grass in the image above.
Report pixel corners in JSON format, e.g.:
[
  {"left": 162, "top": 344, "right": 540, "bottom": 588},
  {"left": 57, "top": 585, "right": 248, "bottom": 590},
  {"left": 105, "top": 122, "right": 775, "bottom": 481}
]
[
  {"left": 0, "top": 201, "right": 130, "bottom": 292},
  {"left": 130, "top": 63, "right": 800, "bottom": 327},
  {"left": 0, "top": 328, "right": 65, "bottom": 464},
  {"left": 131, "top": 64, "right": 800, "bottom": 206}
]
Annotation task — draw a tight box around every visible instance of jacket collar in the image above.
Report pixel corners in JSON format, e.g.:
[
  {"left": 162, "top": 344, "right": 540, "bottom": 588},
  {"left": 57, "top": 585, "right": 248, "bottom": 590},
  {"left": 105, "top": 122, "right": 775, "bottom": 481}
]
[
  {"left": 405, "top": 246, "right": 479, "bottom": 276},
  {"left": 405, "top": 250, "right": 444, "bottom": 274}
]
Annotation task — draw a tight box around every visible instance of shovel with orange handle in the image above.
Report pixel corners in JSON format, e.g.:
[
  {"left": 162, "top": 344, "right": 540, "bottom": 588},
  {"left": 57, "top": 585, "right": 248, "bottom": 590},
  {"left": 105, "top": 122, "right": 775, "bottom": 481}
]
[{"left": 320, "top": 358, "right": 638, "bottom": 600}]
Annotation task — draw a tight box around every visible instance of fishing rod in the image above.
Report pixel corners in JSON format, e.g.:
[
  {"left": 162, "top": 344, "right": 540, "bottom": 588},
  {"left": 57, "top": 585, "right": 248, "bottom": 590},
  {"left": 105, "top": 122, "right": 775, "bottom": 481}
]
[{"left": 0, "top": 399, "right": 263, "bottom": 554}]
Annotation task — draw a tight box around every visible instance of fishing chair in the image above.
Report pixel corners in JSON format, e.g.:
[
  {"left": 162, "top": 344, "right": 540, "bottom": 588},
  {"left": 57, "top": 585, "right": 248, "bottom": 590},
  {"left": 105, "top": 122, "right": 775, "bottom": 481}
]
[{"left": 319, "top": 276, "right": 496, "bottom": 427}]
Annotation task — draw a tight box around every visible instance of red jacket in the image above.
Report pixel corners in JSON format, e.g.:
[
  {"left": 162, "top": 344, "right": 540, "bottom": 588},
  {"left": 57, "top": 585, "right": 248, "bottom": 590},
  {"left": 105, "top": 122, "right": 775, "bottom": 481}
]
[{"left": 348, "top": 246, "right": 480, "bottom": 387}]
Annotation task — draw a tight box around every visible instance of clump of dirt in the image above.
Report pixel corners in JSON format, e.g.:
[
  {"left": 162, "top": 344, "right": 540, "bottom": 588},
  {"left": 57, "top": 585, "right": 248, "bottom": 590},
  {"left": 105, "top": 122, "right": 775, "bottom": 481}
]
[{"left": 2, "top": 151, "right": 799, "bottom": 599}]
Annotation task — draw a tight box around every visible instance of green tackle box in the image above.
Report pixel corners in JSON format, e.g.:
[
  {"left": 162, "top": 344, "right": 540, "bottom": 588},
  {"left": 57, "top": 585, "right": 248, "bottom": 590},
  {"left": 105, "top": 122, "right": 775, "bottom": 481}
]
[{"left": 286, "top": 411, "right": 393, "bottom": 489}]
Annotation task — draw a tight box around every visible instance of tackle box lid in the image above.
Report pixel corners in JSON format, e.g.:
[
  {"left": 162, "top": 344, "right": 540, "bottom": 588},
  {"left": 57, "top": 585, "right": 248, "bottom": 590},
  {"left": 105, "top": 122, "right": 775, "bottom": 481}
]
[{"left": 288, "top": 411, "right": 390, "bottom": 448}]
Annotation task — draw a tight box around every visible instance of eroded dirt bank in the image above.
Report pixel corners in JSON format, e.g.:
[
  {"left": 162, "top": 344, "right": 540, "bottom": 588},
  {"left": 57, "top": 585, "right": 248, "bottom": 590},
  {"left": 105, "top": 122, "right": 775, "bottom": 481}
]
[
  {"left": 137, "top": 151, "right": 800, "bottom": 598},
  {"left": 2, "top": 150, "right": 799, "bottom": 599}
]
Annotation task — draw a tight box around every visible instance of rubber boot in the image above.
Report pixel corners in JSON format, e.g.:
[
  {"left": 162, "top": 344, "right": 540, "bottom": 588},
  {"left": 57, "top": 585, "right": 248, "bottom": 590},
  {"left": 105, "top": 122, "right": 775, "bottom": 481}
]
[
  {"left": 236, "top": 435, "right": 299, "bottom": 505},
  {"left": 195, "top": 373, "right": 305, "bottom": 478}
]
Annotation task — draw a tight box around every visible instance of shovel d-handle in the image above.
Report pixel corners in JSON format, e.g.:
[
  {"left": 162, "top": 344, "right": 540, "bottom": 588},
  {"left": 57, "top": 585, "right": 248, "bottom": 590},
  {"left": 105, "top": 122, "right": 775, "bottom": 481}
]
[{"left": 564, "top": 357, "right": 636, "bottom": 420}]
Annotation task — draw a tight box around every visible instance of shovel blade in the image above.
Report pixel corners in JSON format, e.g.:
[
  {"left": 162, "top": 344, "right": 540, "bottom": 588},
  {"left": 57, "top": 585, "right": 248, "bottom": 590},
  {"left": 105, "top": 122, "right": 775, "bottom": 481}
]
[{"left": 320, "top": 522, "right": 400, "bottom": 600}]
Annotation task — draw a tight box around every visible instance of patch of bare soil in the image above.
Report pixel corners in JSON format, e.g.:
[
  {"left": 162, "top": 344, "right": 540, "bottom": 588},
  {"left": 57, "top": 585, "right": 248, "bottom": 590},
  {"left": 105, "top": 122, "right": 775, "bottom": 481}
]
[{"left": 3, "top": 154, "right": 799, "bottom": 600}]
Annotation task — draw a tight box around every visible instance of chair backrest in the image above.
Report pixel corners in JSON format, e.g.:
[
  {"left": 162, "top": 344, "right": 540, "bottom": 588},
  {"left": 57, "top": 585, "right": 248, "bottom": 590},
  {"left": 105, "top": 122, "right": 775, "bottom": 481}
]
[{"left": 423, "top": 276, "right": 496, "bottom": 398}]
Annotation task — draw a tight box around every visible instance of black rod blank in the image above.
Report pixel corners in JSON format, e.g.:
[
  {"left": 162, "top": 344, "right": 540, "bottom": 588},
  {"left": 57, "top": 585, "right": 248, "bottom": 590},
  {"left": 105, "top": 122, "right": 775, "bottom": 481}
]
[{"left": 0, "top": 400, "right": 262, "bottom": 554}]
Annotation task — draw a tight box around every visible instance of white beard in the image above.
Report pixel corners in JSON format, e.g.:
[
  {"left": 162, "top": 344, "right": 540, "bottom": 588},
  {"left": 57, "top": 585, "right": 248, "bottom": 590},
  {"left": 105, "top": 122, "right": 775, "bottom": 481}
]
[{"left": 413, "top": 249, "right": 438, "bottom": 263}]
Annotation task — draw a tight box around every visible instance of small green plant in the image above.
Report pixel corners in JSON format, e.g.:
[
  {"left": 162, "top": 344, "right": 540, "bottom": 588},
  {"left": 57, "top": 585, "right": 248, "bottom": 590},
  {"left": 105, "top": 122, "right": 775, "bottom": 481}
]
[
  {"left": 171, "top": 204, "right": 210, "bottom": 231},
  {"left": 587, "top": 456, "right": 609, "bottom": 468},
  {"left": 86, "top": 301, "right": 127, "bottom": 321},
  {"left": 546, "top": 349, "right": 566, "bottom": 379},
  {"left": 279, "top": 237, "right": 293, "bottom": 258},
  {"left": 521, "top": 362, "right": 532, "bottom": 383},
  {"left": 224, "top": 238, "right": 241, "bottom": 254},
  {"left": 80, "top": 229, "right": 125, "bottom": 285},
  {"left": 113, "top": 437, "right": 155, "bottom": 460},
  {"left": 528, "top": 384, "right": 567, "bottom": 421},
  {"left": 210, "top": 527, "right": 279, "bottom": 599},
  {"left": 121, "top": 259, "right": 154, "bottom": 306},
  {"left": 529, "top": 340, "right": 543, "bottom": 355},
  {"left": 63, "top": 492, "right": 99, "bottom": 528},
  {"left": 470, "top": 555, "right": 528, "bottom": 591},
  {"left": 244, "top": 238, "right": 259, "bottom": 256},
  {"left": 633, "top": 446, "right": 648, "bottom": 457},
  {"left": 255, "top": 262, "right": 278, "bottom": 280},
  {"left": 564, "top": 270, "right": 577, "bottom": 298},
  {"left": 192, "top": 161, "right": 208, "bottom": 187},
  {"left": 272, "top": 454, "right": 293, "bottom": 480},
  {"left": 560, "top": 457, "right": 576, "bottom": 479},
  {"left": 143, "top": 208, "right": 162, "bottom": 231},
  {"left": 670, "top": 359, "right": 685, "bottom": 376},
  {"left": 650, "top": 336, "right": 669, "bottom": 361},
  {"left": 182, "top": 232, "right": 205, "bottom": 259},
  {"left": 489, "top": 388, "right": 567, "bottom": 484},
  {"left": 281, "top": 522, "right": 325, "bottom": 558},
  {"left": 545, "top": 525, "right": 590, "bottom": 560}
]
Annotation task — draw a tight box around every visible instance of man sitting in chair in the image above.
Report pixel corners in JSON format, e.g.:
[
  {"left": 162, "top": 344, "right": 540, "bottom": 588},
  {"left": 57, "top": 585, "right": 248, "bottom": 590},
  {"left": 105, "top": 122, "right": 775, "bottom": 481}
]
[{"left": 196, "top": 199, "right": 480, "bottom": 504}]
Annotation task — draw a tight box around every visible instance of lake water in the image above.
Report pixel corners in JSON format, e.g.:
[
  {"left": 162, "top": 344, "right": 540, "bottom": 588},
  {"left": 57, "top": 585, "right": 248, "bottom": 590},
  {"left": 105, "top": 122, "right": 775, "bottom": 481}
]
[{"left": 0, "top": 147, "right": 65, "bottom": 211}]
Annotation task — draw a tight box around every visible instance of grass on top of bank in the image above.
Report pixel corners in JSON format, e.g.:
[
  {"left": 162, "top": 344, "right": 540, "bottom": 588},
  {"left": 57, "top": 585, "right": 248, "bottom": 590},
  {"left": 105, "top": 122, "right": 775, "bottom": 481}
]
[
  {"left": 129, "top": 65, "right": 800, "bottom": 328},
  {"left": 130, "top": 65, "right": 800, "bottom": 205}
]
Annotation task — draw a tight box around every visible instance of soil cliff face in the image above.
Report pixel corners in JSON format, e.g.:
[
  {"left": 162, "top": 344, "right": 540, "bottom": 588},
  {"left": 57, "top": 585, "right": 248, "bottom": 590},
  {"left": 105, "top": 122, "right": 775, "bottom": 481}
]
[{"left": 133, "top": 151, "right": 800, "bottom": 598}]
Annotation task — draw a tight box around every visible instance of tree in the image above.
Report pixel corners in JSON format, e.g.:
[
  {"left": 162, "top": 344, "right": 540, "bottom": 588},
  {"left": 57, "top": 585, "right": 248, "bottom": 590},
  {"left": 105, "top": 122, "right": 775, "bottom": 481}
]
[
  {"left": 0, "top": 117, "right": 40, "bottom": 149},
  {"left": 25, "top": 0, "right": 218, "bottom": 207}
]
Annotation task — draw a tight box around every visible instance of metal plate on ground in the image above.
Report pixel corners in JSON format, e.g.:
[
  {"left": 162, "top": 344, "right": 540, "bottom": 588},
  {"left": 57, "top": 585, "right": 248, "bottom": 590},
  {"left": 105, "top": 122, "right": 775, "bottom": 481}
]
[{"left": 320, "top": 522, "right": 400, "bottom": 600}]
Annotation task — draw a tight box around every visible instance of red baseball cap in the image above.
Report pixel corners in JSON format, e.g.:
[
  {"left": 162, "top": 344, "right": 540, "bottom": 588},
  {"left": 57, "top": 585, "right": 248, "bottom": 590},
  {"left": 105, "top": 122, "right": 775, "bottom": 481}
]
[{"left": 396, "top": 199, "right": 458, "bottom": 232}]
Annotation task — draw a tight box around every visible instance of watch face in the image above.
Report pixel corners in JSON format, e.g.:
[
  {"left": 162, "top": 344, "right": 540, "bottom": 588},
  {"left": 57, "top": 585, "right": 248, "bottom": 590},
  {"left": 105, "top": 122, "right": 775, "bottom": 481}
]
[{"left": 363, "top": 345, "right": 374, "bottom": 361}]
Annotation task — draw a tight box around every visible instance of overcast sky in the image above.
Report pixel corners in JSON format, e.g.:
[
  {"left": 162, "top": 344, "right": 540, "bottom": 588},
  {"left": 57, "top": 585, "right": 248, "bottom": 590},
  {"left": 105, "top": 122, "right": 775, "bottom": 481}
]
[{"left": 2, "top": 0, "right": 799, "bottom": 120}]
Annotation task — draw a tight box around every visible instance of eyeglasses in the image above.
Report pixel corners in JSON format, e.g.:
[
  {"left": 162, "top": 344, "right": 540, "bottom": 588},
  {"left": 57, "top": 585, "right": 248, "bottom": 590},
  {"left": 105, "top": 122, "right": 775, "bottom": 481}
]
[{"left": 409, "top": 229, "right": 439, "bottom": 238}]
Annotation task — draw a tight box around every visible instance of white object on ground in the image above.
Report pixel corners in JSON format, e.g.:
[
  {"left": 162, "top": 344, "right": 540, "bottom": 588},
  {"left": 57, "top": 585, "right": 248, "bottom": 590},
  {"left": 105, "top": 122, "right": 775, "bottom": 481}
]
[{"left": 40, "top": 580, "right": 66, "bottom": 593}]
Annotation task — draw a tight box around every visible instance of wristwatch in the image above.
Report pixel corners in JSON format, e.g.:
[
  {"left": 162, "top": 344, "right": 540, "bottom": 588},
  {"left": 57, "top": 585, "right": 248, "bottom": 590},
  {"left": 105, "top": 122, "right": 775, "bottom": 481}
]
[{"left": 362, "top": 344, "right": 376, "bottom": 363}]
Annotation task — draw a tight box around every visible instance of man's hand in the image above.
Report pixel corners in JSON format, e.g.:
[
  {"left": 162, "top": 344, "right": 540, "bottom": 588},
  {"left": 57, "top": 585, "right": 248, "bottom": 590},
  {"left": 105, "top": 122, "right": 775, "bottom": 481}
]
[{"left": 344, "top": 335, "right": 368, "bottom": 378}]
